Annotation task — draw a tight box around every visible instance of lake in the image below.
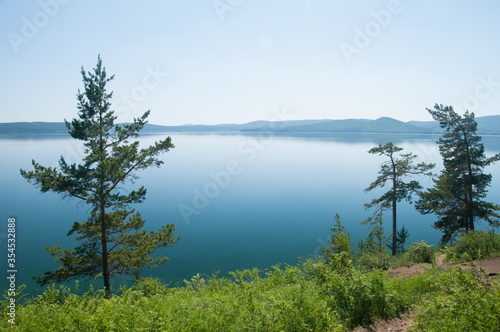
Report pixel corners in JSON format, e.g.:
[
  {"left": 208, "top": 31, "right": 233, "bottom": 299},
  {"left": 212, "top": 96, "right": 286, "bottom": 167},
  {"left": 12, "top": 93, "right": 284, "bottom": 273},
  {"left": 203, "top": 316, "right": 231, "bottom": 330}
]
[{"left": 2, "top": 132, "right": 500, "bottom": 296}]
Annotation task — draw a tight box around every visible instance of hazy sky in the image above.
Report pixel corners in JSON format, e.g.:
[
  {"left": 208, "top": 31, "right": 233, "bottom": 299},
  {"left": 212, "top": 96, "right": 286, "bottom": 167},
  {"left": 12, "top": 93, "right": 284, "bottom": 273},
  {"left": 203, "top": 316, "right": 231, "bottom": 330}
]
[{"left": 1, "top": 1, "right": 499, "bottom": 125}]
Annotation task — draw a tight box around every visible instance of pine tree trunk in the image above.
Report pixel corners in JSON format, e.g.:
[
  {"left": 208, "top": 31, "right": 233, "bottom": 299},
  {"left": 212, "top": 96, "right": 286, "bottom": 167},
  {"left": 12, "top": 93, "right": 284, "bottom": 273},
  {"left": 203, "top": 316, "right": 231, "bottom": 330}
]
[
  {"left": 100, "top": 200, "right": 111, "bottom": 298},
  {"left": 462, "top": 127, "right": 475, "bottom": 232},
  {"left": 392, "top": 164, "right": 397, "bottom": 256},
  {"left": 98, "top": 106, "right": 111, "bottom": 298},
  {"left": 392, "top": 197, "right": 397, "bottom": 256}
]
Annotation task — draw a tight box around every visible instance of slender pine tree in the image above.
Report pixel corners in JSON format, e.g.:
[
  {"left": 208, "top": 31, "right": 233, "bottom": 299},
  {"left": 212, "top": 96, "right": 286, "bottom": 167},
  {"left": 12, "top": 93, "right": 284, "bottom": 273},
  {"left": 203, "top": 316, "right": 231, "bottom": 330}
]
[
  {"left": 364, "top": 142, "right": 435, "bottom": 255},
  {"left": 21, "top": 56, "right": 178, "bottom": 296}
]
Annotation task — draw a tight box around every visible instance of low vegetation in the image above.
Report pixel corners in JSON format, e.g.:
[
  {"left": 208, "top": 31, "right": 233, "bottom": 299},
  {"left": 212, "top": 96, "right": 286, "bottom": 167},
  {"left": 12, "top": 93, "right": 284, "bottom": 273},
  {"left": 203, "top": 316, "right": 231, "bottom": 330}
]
[
  {"left": 2, "top": 227, "right": 499, "bottom": 331},
  {"left": 411, "top": 264, "right": 500, "bottom": 332},
  {"left": 449, "top": 229, "right": 500, "bottom": 261}
]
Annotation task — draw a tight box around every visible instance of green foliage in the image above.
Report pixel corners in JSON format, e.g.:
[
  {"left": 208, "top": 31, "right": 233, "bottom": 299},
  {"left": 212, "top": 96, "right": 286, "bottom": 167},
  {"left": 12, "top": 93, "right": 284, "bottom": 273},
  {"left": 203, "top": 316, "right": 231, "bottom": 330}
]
[
  {"left": 450, "top": 229, "right": 500, "bottom": 261},
  {"left": 358, "top": 220, "right": 391, "bottom": 255},
  {"left": 0, "top": 258, "right": 418, "bottom": 331},
  {"left": 130, "top": 277, "right": 169, "bottom": 297},
  {"left": 1, "top": 265, "right": 344, "bottom": 331},
  {"left": 1, "top": 284, "right": 27, "bottom": 311},
  {"left": 358, "top": 220, "right": 391, "bottom": 270},
  {"left": 411, "top": 265, "right": 500, "bottom": 331},
  {"left": 2, "top": 251, "right": 499, "bottom": 331},
  {"left": 391, "top": 267, "right": 448, "bottom": 302},
  {"left": 357, "top": 226, "right": 434, "bottom": 270},
  {"left": 19, "top": 56, "right": 178, "bottom": 296},
  {"left": 322, "top": 214, "right": 354, "bottom": 262},
  {"left": 315, "top": 254, "right": 407, "bottom": 329},
  {"left": 357, "top": 251, "right": 391, "bottom": 271},
  {"left": 417, "top": 104, "right": 500, "bottom": 245},
  {"left": 405, "top": 241, "right": 436, "bottom": 264},
  {"left": 395, "top": 225, "right": 410, "bottom": 254},
  {"left": 37, "top": 284, "right": 72, "bottom": 306}
]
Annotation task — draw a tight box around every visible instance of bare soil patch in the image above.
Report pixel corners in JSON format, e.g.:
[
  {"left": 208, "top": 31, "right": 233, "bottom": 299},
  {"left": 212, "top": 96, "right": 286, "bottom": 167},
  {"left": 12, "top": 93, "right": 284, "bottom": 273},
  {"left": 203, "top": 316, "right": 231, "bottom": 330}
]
[
  {"left": 388, "top": 254, "right": 500, "bottom": 278},
  {"left": 352, "top": 314, "right": 414, "bottom": 332}
]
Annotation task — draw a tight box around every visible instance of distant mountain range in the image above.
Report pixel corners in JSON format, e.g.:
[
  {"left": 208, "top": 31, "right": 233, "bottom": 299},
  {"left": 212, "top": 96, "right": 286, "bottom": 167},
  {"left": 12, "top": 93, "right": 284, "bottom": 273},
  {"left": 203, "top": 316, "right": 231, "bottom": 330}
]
[{"left": 1, "top": 116, "right": 500, "bottom": 135}]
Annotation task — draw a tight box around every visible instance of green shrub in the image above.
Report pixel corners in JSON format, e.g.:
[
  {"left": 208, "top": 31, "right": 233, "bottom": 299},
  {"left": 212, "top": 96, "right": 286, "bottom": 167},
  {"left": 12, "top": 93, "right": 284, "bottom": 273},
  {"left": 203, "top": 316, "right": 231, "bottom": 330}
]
[
  {"left": 130, "top": 277, "right": 169, "bottom": 297},
  {"left": 357, "top": 219, "right": 391, "bottom": 271},
  {"left": 411, "top": 265, "right": 500, "bottom": 331},
  {"left": 35, "top": 284, "right": 72, "bottom": 306},
  {"left": 405, "top": 241, "right": 435, "bottom": 264},
  {"left": 316, "top": 253, "right": 406, "bottom": 329},
  {"left": 323, "top": 214, "right": 354, "bottom": 261},
  {"left": 451, "top": 229, "right": 500, "bottom": 261},
  {"left": 358, "top": 251, "right": 391, "bottom": 270}
]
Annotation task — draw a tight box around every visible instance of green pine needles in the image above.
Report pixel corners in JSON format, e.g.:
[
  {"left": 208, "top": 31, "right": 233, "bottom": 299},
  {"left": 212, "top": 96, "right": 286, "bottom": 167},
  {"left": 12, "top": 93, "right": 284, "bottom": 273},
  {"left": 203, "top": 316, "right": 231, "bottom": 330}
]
[
  {"left": 417, "top": 104, "right": 500, "bottom": 245},
  {"left": 364, "top": 142, "right": 435, "bottom": 255},
  {"left": 20, "top": 56, "right": 178, "bottom": 297}
]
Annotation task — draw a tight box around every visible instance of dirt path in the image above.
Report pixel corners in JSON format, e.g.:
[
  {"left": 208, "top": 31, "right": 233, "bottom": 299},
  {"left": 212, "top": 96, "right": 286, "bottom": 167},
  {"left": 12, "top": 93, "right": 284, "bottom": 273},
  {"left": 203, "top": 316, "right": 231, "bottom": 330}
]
[
  {"left": 477, "top": 257, "right": 500, "bottom": 276},
  {"left": 352, "top": 255, "right": 500, "bottom": 332},
  {"left": 388, "top": 255, "right": 500, "bottom": 278},
  {"left": 352, "top": 314, "right": 414, "bottom": 332}
]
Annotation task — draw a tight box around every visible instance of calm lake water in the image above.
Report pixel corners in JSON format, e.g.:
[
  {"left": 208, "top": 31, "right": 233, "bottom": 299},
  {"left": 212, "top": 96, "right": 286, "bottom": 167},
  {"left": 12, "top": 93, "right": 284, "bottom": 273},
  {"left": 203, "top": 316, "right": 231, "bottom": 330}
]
[{"left": 2, "top": 132, "right": 500, "bottom": 296}]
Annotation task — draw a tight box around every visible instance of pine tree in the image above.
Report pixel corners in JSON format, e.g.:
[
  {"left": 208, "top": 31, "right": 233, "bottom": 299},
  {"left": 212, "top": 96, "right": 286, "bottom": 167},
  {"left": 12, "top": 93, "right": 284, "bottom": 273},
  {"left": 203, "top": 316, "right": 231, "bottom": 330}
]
[
  {"left": 417, "top": 104, "right": 500, "bottom": 245},
  {"left": 322, "top": 214, "right": 353, "bottom": 261},
  {"left": 395, "top": 225, "right": 410, "bottom": 254},
  {"left": 358, "top": 219, "right": 390, "bottom": 255},
  {"left": 20, "top": 56, "right": 178, "bottom": 297},
  {"left": 364, "top": 142, "right": 435, "bottom": 255},
  {"left": 357, "top": 219, "right": 391, "bottom": 270}
]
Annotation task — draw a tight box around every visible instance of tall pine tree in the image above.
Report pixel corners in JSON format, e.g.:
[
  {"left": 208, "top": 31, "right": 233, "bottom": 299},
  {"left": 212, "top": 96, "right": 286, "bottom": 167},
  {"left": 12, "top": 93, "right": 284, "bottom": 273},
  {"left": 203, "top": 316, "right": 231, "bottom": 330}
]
[
  {"left": 417, "top": 104, "right": 500, "bottom": 244},
  {"left": 20, "top": 56, "right": 178, "bottom": 296},
  {"left": 364, "top": 142, "right": 434, "bottom": 255}
]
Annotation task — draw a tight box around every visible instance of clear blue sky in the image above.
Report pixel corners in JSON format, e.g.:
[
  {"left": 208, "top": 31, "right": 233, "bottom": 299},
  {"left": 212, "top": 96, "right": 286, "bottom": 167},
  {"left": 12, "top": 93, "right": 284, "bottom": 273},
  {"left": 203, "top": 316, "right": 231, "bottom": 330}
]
[{"left": 1, "top": 0, "right": 499, "bottom": 125}]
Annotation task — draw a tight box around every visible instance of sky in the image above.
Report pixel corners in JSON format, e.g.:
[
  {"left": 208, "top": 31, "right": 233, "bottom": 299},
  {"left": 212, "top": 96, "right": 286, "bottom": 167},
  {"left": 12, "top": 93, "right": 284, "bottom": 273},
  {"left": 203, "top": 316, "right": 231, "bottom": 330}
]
[{"left": 1, "top": 0, "right": 499, "bottom": 126}]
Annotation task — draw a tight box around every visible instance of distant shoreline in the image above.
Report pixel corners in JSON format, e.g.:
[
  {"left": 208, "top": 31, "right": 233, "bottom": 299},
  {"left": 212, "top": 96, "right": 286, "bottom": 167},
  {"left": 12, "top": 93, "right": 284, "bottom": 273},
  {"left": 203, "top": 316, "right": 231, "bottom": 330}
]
[{"left": 2, "top": 115, "right": 500, "bottom": 135}]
